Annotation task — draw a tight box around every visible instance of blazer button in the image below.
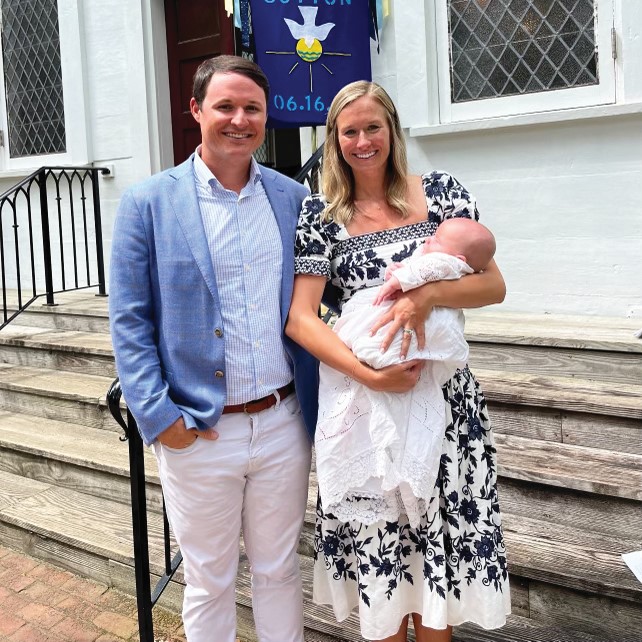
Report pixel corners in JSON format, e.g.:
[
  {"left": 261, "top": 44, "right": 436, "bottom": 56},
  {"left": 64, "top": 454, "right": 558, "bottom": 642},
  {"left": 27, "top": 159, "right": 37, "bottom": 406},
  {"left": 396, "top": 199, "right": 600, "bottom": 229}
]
[
  {"left": 215, "top": 370, "right": 224, "bottom": 378},
  {"left": 214, "top": 328, "right": 223, "bottom": 338}
]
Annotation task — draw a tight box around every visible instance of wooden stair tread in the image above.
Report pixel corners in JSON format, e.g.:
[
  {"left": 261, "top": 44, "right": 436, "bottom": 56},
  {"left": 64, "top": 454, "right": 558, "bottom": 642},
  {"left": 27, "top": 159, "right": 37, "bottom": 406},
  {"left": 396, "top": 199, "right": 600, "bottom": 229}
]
[
  {"left": 465, "top": 311, "right": 642, "bottom": 353},
  {"left": 495, "top": 434, "right": 642, "bottom": 501},
  {"left": 6, "top": 288, "right": 109, "bottom": 316},
  {"left": 454, "top": 615, "right": 614, "bottom": 642},
  {"left": 467, "top": 342, "right": 641, "bottom": 387},
  {"left": 0, "top": 324, "right": 113, "bottom": 354},
  {"left": 0, "top": 363, "right": 112, "bottom": 401},
  {"left": 0, "top": 469, "right": 170, "bottom": 567},
  {"left": 0, "top": 469, "right": 134, "bottom": 561},
  {"left": 476, "top": 368, "right": 642, "bottom": 419},
  {"left": 503, "top": 514, "right": 641, "bottom": 601},
  {"left": 0, "top": 411, "right": 158, "bottom": 480}
]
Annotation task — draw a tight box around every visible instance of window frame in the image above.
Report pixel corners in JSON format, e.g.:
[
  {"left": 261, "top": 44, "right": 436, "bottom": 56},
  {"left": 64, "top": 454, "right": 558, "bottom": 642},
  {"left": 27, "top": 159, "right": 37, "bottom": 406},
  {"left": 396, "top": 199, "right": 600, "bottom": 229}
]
[
  {"left": 433, "top": 0, "right": 616, "bottom": 123},
  {"left": 0, "top": 0, "right": 89, "bottom": 173}
]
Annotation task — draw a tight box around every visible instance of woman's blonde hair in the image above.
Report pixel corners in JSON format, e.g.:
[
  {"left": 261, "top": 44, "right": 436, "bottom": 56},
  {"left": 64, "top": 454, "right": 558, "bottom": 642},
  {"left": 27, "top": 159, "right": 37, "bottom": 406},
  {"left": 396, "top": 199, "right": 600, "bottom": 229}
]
[{"left": 322, "top": 81, "right": 409, "bottom": 225}]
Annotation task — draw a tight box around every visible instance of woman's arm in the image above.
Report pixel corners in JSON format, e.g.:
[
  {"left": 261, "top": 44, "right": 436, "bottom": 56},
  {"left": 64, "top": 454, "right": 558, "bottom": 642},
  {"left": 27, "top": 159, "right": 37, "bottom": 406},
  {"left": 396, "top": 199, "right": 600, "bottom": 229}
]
[
  {"left": 286, "top": 274, "right": 423, "bottom": 393},
  {"left": 372, "top": 259, "right": 506, "bottom": 354}
]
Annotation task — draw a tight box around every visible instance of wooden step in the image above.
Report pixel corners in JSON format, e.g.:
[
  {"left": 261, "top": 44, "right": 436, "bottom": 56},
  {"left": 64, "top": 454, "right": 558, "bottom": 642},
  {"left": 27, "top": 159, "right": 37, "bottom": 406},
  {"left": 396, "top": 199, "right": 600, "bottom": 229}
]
[
  {"left": 468, "top": 341, "right": 641, "bottom": 386},
  {"left": 492, "top": 479, "right": 642, "bottom": 604},
  {"left": 0, "top": 324, "right": 115, "bottom": 377},
  {"left": 499, "top": 478, "right": 642, "bottom": 547},
  {"left": 495, "top": 434, "right": 642, "bottom": 501},
  {"left": 0, "top": 411, "right": 162, "bottom": 510},
  {"left": 503, "top": 514, "right": 640, "bottom": 603},
  {"left": 465, "top": 311, "right": 642, "bottom": 353},
  {"left": 466, "top": 311, "right": 642, "bottom": 387},
  {"left": 0, "top": 469, "right": 168, "bottom": 585},
  {"left": 454, "top": 616, "right": 619, "bottom": 642},
  {"left": 5, "top": 288, "right": 110, "bottom": 333},
  {"left": 475, "top": 368, "right": 642, "bottom": 420},
  {"left": 522, "top": 578, "right": 642, "bottom": 642},
  {"left": 0, "top": 363, "right": 115, "bottom": 430},
  {"left": 10, "top": 306, "right": 110, "bottom": 333},
  {"left": 488, "top": 404, "right": 642, "bottom": 456}
]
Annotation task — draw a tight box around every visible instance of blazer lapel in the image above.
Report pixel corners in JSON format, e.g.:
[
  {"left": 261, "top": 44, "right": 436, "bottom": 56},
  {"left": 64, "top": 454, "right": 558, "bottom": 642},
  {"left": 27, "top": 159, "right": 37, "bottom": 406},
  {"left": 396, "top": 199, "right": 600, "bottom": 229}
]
[
  {"left": 263, "top": 169, "right": 296, "bottom": 329},
  {"left": 168, "top": 158, "right": 220, "bottom": 302}
]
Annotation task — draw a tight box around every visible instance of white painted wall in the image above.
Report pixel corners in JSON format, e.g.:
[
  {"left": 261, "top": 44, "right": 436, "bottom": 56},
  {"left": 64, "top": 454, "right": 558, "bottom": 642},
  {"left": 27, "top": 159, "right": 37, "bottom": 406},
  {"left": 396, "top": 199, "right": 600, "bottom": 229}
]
[{"left": 82, "top": 0, "right": 171, "bottom": 268}]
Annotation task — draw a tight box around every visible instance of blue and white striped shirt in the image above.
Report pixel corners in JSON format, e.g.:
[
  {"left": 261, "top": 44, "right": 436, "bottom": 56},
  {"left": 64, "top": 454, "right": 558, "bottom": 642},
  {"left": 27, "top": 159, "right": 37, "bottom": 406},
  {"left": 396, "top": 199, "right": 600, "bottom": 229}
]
[{"left": 193, "top": 150, "right": 292, "bottom": 404}]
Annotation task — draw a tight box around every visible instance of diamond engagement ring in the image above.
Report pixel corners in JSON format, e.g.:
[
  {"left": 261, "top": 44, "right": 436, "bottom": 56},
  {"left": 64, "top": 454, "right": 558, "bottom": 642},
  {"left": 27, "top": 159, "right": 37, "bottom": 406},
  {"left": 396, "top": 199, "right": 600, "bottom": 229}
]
[{"left": 403, "top": 328, "right": 414, "bottom": 336}]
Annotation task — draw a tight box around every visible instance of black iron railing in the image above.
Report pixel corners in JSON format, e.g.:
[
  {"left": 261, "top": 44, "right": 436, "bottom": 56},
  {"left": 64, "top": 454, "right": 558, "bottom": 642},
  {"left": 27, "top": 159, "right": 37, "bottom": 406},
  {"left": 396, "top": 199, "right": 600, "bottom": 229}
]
[
  {"left": 110, "top": 147, "right": 324, "bottom": 641},
  {"left": 0, "top": 166, "right": 109, "bottom": 330},
  {"left": 107, "top": 381, "right": 181, "bottom": 640},
  {"left": 294, "top": 144, "right": 323, "bottom": 193}
]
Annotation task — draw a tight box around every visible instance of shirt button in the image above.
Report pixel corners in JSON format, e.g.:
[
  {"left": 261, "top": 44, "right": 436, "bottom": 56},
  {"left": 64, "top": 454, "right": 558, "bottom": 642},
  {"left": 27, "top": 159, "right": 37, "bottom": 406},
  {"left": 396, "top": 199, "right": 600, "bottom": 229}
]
[
  {"left": 244, "top": 264, "right": 251, "bottom": 271},
  {"left": 214, "top": 328, "right": 223, "bottom": 338},
  {"left": 215, "top": 370, "right": 224, "bottom": 378}
]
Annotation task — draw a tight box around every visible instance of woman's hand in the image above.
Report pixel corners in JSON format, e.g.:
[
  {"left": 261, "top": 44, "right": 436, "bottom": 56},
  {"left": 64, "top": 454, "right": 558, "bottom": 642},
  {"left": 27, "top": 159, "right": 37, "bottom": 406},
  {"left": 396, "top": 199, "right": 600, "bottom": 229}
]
[
  {"left": 369, "top": 286, "right": 434, "bottom": 358},
  {"left": 355, "top": 359, "right": 424, "bottom": 393}
]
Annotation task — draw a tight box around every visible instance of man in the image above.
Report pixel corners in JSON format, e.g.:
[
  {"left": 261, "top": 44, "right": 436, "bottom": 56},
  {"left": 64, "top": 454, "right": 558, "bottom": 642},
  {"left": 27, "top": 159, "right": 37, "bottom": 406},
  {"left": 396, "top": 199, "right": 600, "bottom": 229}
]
[{"left": 109, "top": 56, "right": 317, "bottom": 642}]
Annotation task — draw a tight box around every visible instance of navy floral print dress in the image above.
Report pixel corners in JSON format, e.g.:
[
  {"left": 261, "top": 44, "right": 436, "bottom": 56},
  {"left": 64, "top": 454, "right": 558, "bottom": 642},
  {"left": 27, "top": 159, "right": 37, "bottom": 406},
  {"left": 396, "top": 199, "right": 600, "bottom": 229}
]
[{"left": 294, "top": 172, "right": 511, "bottom": 640}]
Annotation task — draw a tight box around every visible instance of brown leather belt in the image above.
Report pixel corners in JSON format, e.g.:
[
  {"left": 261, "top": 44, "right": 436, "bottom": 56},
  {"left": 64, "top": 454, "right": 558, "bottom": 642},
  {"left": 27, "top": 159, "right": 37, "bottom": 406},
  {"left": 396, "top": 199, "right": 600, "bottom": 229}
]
[{"left": 222, "top": 382, "right": 295, "bottom": 415}]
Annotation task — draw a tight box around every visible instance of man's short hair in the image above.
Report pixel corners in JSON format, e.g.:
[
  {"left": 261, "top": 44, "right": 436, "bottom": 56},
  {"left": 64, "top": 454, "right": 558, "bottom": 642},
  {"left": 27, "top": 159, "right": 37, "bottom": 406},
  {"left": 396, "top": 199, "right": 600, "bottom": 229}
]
[{"left": 192, "top": 55, "right": 270, "bottom": 107}]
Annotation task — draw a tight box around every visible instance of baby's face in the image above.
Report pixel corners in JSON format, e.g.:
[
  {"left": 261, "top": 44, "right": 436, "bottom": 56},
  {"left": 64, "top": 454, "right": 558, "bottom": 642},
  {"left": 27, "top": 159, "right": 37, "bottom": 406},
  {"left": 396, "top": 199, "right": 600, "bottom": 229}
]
[{"left": 423, "top": 231, "right": 462, "bottom": 257}]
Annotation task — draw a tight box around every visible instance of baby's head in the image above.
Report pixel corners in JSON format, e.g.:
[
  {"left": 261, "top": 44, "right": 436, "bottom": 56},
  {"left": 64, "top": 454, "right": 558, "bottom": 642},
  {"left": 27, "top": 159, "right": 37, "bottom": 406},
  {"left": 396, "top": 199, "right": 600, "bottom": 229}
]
[{"left": 424, "top": 218, "right": 496, "bottom": 272}]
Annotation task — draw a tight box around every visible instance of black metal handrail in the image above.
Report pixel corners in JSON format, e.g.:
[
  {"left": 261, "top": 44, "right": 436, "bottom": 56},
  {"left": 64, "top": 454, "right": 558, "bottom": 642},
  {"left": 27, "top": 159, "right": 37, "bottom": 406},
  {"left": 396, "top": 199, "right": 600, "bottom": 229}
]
[
  {"left": 0, "top": 165, "right": 110, "bottom": 330},
  {"left": 294, "top": 144, "right": 323, "bottom": 193},
  {"left": 111, "top": 147, "right": 324, "bottom": 641},
  {"left": 108, "top": 380, "right": 181, "bottom": 640}
]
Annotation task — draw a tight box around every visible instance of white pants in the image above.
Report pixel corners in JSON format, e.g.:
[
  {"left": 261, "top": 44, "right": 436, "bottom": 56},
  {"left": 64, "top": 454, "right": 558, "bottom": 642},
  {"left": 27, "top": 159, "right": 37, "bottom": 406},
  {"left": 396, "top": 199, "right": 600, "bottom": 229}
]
[{"left": 153, "top": 394, "right": 312, "bottom": 642}]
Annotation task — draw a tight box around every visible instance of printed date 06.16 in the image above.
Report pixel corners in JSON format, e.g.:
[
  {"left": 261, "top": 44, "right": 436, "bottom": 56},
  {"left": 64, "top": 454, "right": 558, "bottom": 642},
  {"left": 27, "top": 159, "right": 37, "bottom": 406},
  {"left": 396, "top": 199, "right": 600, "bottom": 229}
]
[{"left": 273, "top": 94, "right": 326, "bottom": 112}]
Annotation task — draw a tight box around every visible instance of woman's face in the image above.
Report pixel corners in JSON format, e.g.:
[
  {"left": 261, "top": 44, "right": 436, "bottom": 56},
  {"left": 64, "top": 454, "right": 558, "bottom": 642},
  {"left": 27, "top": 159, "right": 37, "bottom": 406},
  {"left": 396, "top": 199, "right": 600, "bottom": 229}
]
[{"left": 336, "top": 95, "right": 391, "bottom": 176}]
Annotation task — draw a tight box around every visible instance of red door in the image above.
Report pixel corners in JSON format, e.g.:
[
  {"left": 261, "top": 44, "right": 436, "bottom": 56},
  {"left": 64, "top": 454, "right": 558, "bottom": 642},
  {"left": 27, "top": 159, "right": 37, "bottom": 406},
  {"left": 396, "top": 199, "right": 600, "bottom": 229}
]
[{"left": 164, "top": 0, "right": 234, "bottom": 165}]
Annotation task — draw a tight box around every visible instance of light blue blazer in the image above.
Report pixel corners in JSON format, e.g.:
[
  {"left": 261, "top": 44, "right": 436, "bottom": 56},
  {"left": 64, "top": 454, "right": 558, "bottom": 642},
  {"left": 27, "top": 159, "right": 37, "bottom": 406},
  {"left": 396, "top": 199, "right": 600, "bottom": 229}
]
[{"left": 109, "top": 156, "right": 318, "bottom": 445}]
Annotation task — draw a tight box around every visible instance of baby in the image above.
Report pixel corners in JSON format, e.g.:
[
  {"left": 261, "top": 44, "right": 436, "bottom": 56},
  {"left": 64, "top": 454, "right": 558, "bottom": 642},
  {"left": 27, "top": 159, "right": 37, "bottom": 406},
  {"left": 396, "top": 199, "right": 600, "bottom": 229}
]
[
  {"left": 315, "top": 218, "right": 497, "bottom": 527},
  {"left": 376, "top": 216, "right": 496, "bottom": 305}
]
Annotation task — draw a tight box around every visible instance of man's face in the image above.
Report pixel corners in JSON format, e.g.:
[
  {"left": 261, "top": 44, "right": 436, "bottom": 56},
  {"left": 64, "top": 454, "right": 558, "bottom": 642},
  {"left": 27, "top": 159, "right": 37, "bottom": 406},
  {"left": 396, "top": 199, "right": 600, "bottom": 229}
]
[{"left": 190, "top": 72, "right": 267, "bottom": 168}]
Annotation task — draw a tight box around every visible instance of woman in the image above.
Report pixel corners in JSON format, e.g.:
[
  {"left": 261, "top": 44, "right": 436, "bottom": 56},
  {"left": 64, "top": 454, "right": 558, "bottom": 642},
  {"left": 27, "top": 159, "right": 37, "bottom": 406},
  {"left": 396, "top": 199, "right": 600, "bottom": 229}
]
[{"left": 285, "top": 81, "right": 510, "bottom": 642}]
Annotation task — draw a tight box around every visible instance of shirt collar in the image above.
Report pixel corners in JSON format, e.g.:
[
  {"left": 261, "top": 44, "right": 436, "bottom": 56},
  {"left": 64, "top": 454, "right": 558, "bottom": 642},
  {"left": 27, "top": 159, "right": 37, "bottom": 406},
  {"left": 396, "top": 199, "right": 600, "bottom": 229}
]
[{"left": 193, "top": 146, "right": 263, "bottom": 192}]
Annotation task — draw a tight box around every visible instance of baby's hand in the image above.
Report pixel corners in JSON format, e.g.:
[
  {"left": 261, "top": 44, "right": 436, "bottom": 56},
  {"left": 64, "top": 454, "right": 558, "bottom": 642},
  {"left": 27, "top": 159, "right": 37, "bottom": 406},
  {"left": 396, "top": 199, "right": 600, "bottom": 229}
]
[
  {"left": 384, "top": 262, "right": 403, "bottom": 281},
  {"left": 374, "top": 275, "right": 401, "bottom": 305}
]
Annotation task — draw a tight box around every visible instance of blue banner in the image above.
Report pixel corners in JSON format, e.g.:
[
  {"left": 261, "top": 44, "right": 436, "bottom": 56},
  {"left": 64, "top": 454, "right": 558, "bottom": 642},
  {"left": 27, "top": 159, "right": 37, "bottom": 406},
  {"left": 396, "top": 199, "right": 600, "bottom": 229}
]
[{"left": 249, "top": 0, "right": 372, "bottom": 128}]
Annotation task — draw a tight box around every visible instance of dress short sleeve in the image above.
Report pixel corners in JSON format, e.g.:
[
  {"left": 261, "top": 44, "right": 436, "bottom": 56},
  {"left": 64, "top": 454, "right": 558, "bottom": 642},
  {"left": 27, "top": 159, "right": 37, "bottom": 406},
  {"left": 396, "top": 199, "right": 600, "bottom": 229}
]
[
  {"left": 294, "top": 194, "right": 333, "bottom": 280},
  {"left": 423, "top": 171, "right": 480, "bottom": 223}
]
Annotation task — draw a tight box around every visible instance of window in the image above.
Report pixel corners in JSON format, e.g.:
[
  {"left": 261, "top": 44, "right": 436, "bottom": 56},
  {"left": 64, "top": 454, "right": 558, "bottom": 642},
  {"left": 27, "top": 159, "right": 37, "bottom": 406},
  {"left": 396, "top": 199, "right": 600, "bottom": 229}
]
[
  {"left": 0, "top": 0, "right": 88, "bottom": 172},
  {"left": 1, "top": 0, "right": 66, "bottom": 157},
  {"left": 434, "top": 0, "right": 616, "bottom": 122}
]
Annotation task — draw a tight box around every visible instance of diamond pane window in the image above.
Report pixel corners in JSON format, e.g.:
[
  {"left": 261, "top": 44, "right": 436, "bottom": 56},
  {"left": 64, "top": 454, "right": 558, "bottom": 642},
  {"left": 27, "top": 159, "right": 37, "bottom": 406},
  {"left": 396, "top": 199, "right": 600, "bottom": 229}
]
[
  {"left": 448, "top": 0, "right": 599, "bottom": 103},
  {"left": 1, "top": 0, "right": 66, "bottom": 157}
]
